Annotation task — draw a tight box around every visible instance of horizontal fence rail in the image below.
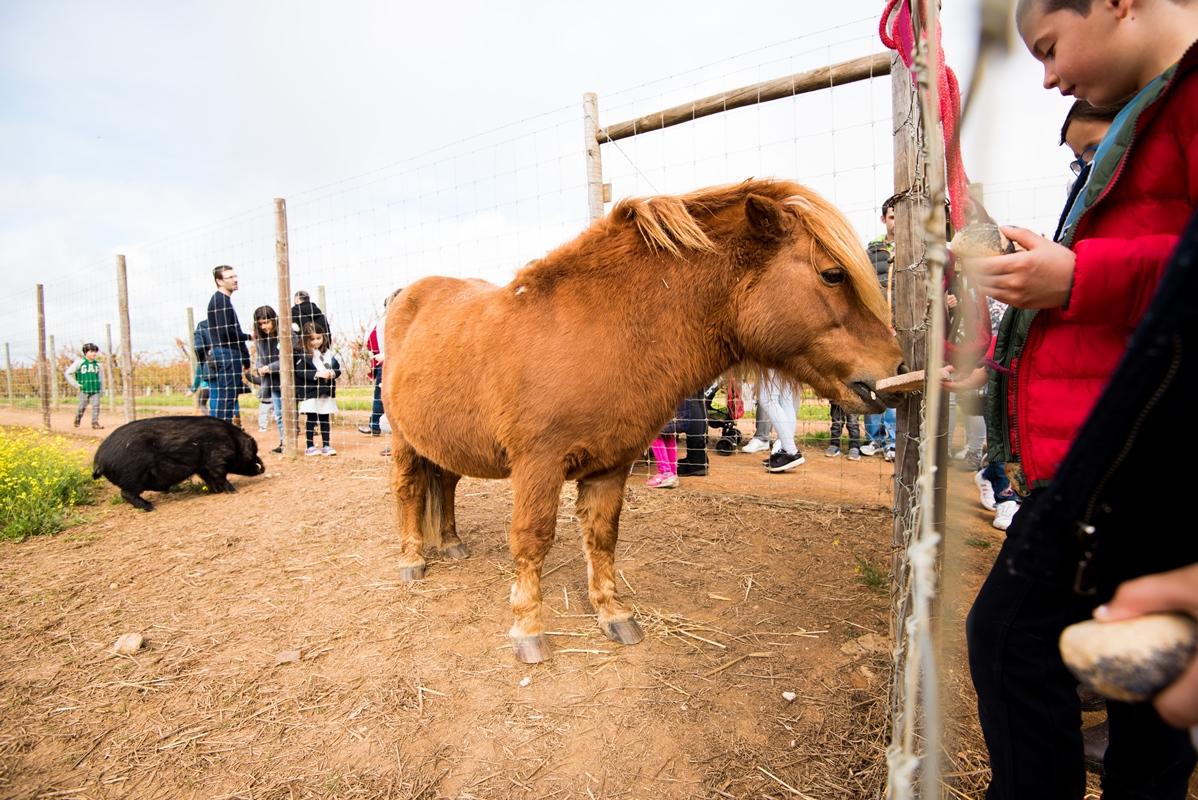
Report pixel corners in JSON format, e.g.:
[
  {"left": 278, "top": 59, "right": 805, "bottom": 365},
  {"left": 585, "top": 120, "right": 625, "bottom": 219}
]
[{"left": 598, "top": 52, "right": 891, "bottom": 142}]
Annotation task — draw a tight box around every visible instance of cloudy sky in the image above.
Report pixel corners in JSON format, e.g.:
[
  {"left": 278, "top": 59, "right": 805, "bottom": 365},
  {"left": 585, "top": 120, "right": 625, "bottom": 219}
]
[{"left": 1, "top": 1, "right": 1074, "bottom": 363}]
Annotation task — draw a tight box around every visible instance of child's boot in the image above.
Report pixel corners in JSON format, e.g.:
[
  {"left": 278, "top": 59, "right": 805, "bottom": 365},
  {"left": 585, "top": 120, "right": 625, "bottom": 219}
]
[{"left": 676, "top": 433, "right": 709, "bottom": 476}]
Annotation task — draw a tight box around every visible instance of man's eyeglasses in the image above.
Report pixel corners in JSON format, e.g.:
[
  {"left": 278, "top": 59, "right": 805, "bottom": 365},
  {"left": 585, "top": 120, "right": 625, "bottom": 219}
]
[{"left": 1069, "top": 145, "right": 1098, "bottom": 176}]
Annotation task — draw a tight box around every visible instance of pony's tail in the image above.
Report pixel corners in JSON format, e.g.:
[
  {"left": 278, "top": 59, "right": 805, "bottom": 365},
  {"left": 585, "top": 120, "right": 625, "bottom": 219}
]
[{"left": 419, "top": 459, "right": 444, "bottom": 549}]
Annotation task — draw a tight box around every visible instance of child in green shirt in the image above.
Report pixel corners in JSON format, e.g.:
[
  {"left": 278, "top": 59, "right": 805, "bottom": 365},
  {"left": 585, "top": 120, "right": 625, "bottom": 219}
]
[{"left": 65, "top": 343, "right": 104, "bottom": 429}]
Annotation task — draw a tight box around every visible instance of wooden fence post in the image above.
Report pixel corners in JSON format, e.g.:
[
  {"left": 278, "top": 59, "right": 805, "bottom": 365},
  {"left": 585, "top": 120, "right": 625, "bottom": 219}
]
[
  {"left": 48, "top": 334, "right": 58, "bottom": 407},
  {"left": 115, "top": 255, "right": 136, "bottom": 422},
  {"left": 186, "top": 306, "right": 197, "bottom": 393},
  {"left": 887, "top": 9, "right": 951, "bottom": 794},
  {"left": 275, "top": 199, "right": 298, "bottom": 457},
  {"left": 36, "top": 285, "right": 50, "bottom": 431},
  {"left": 583, "top": 92, "right": 605, "bottom": 223},
  {"left": 104, "top": 323, "right": 116, "bottom": 409},
  {"left": 4, "top": 343, "right": 12, "bottom": 407}
]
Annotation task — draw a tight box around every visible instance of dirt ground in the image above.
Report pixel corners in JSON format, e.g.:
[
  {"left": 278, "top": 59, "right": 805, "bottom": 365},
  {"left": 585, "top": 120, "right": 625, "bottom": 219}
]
[{"left": 0, "top": 407, "right": 1174, "bottom": 799}]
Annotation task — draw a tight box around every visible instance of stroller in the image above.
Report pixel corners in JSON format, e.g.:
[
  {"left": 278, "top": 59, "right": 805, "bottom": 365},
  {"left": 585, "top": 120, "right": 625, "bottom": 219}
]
[{"left": 703, "top": 378, "right": 745, "bottom": 456}]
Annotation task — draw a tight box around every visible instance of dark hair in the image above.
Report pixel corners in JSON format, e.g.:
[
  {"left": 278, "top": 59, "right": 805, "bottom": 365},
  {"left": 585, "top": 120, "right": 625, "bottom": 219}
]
[
  {"left": 82, "top": 342, "right": 99, "bottom": 354},
  {"left": 1016, "top": 0, "right": 1093, "bottom": 26},
  {"left": 294, "top": 290, "right": 310, "bottom": 303},
  {"left": 881, "top": 194, "right": 900, "bottom": 217},
  {"left": 252, "top": 306, "right": 278, "bottom": 339},
  {"left": 1059, "top": 99, "right": 1124, "bottom": 145},
  {"left": 213, "top": 265, "right": 234, "bottom": 284},
  {"left": 301, "top": 321, "right": 328, "bottom": 353}
]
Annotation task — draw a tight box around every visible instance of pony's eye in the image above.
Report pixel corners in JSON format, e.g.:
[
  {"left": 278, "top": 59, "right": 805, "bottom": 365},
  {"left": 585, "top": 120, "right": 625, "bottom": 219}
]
[{"left": 820, "top": 268, "right": 846, "bottom": 286}]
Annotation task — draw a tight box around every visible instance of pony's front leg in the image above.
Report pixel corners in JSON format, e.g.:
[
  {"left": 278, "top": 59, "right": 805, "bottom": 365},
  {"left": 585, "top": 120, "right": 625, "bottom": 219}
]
[
  {"left": 391, "top": 438, "right": 429, "bottom": 581},
  {"left": 507, "top": 466, "right": 566, "bottom": 663},
  {"left": 576, "top": 466, "right": 644, "bottom": 646}
]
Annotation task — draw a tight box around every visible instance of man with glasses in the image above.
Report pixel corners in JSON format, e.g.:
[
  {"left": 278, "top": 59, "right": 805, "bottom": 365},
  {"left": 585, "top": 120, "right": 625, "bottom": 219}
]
[{"left": 206, "top": 265, "right": 251, "bottom": 423}]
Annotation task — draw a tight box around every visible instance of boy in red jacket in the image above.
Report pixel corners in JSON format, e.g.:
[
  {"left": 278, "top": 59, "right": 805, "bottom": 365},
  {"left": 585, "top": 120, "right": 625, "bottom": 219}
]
[{"left": 961, "top": 1, "right": 1198, "bottom": 797}]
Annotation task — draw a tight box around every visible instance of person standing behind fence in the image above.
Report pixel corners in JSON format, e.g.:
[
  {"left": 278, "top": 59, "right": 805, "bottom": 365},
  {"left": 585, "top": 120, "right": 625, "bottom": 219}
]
[
  {"left": 64, "top": 343, "right": 103, "bottom": 429},
  {"left": 206, "top": 265, "right": 251, "bottom": 424},
  {"left": 251, "top": 306, "right": 286, "bottom": 454},
  {"left": 759, "top": 371, "right": 804, "bottom": 474},
  {"left": 740, "top": 378, "right": 776, "bottom": 454},
  {"left": 188, "top": 319, "right": 212, "bottom": 415},
  {"left": 826, "top": 404, "right": 862, "bottom": 461},
  {"left": 296, "top": 322, "right": 341, "bottom": 456},
  {"left": 291, "top": 290, "right": 330, "bottom": 343},
  {"left": 861, "top": 197, "right": 898, "bottom": 462},
  {"left": 359, "top": 302, "right": 387, "bottom": 437}
]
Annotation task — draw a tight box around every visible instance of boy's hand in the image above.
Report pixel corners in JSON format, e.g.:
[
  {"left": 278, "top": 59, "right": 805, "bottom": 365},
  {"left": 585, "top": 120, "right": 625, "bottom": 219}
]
[
  {"left": 1096, "top": 563, "right": 1198, "bottom": 728},
  {"left": 942, "top": 365, "right": 988, "bottom": 392},
  {"left": 960, "top": 226, "right": 1075, "bottom": 309}
]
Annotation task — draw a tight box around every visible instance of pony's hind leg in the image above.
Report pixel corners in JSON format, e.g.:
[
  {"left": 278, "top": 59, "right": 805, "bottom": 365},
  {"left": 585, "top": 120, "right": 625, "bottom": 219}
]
[
  {"left": 576, "top": 466, "right": 644, "bottom": 646},
  {"left": 390, "top": 437, "right": 430, "bottom": 581},
  {"left": 506, "top": 465, "right": 566, "bottom": 663},
  {"left": 436, "top": 470, "right": 468, "bottom": 560}
]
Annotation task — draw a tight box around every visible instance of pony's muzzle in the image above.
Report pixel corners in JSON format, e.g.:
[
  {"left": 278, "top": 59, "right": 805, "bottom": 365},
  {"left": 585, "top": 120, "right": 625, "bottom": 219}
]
[{"left": 849, "top": 381, "right": 888, "bottom": 413}]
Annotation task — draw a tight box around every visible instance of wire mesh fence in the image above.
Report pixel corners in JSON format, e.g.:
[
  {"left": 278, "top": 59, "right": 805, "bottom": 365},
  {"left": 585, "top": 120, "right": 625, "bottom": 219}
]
[{"left": 2, "top": 14, "right": 1071, "bottom": 489}]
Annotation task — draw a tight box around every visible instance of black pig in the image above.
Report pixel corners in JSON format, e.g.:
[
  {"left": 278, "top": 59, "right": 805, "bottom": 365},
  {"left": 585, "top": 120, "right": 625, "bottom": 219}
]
[{"left": 92, "top": 416, "right": 265, "bottom": 511}]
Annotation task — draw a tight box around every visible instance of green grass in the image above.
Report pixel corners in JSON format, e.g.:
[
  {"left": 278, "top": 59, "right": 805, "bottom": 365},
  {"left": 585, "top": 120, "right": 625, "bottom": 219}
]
[
  {"left": 854, "top": 555, "right": 889, "bottom": 592},
  {"left": 964, "top": 537, "right": 992, "bottom": 549},
  {"left": 6, "top": 386, "right": 379, "bottom": 414},
  {"left": 0, "top": 428, "right": 96, "bottom": 540}
]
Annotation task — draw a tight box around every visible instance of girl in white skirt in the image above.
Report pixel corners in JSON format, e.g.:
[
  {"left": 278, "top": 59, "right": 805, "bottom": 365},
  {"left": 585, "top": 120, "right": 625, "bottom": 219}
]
[{"left": 296, "top": 322, "right": 341, "bottom": 456}]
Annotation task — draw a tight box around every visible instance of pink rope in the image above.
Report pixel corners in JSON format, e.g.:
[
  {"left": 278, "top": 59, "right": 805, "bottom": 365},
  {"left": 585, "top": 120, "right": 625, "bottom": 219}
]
[{"left": 880, "top": 0, "right": 971, "bottom": 230}]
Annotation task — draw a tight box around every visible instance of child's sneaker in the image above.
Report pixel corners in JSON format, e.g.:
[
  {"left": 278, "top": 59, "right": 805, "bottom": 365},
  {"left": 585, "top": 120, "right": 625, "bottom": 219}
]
[
  {"left": 304, "top": 446, "right": 319, "bottom": 456},
  {"left": 847, "top": 447, "right": 862, "bottom": 461},
  {"left": 73, "top": 417, "right": 81, "bottom": 428},
  {"left": 646, "top": 473, "right": 678, "bottom": 489},
  {"left": 765, "top": 450, "right": 805, "bottom": 473},
  {"left": 993, "top": 500, "right": 1019, "bottom": 531},
  {"left": 92, "top": 423, "right": 104, "bottom": 429},
  {"left": 741, "top": 437, "right": 770, "bottom": 454},
  {"left": 824, "top": 445, "right": 841, "bottom": 458},
  {"left": 321, "top": 445, "right": 337, "bottom": 456},
  {"left": 974, "top": 469, "right": 997, "bottom": 512},
  {"left": 860, "top": 442, "right": 880, "bottom": 457},
  {"left": 271, "top": 443, "right": 283, "bottom": 454},
  {"left": 884, "top": 448, "right": 896, "bottom": 462}
]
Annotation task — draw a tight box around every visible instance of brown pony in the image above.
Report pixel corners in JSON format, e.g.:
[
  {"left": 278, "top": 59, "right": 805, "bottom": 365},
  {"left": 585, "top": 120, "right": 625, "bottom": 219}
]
[{"left": 383, "top": 178, "right": 904, "bottom": 663}]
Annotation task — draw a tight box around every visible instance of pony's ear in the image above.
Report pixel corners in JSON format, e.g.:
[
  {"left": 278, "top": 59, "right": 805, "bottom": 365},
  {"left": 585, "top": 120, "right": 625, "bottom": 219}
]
[{"left": 745, "top": 194, "right": 793, "bottom": 241}]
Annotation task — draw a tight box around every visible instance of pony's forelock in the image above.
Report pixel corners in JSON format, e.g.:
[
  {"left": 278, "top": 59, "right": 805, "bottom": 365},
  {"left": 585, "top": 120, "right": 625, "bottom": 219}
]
[{"left": 781, "top": 188, "right": 890, "bottom": 324}]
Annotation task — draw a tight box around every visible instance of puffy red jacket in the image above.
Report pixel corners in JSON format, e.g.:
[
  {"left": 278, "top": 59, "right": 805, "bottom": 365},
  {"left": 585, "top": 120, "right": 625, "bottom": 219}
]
[{"left": 1014, "top": 42, "right": 1198, "bottom": 487}]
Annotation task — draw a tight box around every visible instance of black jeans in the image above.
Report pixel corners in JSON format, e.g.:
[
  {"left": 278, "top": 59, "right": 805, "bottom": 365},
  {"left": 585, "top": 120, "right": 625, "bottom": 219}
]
[
  {"left": 369, "top": 364, "right": 384, "bottom": 431},
  {"left": 966, "top": 491, "right": 1196, "bottom": 799}
]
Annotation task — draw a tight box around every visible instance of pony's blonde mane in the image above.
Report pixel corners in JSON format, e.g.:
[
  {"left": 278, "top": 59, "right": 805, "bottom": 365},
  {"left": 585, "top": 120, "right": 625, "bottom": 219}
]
[
  {"left": 610, "top": 195, "right": 717, "bottom": 257},
  {"left": 518, "top": 180, "right": 886, "bottom": 323}
]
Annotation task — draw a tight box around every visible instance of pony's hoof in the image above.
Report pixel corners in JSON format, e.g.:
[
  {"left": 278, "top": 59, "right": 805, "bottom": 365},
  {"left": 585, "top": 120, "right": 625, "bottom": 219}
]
[
  {"left": 441, "top": 543, "right": 469, "bottom": 560},
  {"left": 398, "top": 564, "right": 426, "bottom": 582},
  {"left": 511, "top": 634, "right": 551, "bottom": 663},
  {"left": 601, "top": 617, "right": 645, "bottom": 646}
]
